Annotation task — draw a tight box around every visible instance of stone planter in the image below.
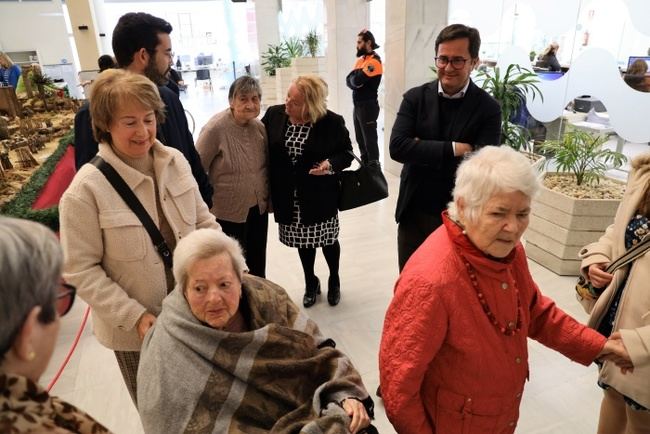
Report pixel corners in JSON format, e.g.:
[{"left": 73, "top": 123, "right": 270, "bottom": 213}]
[
  {"left": 525, "top": 174, "right": 623, "bottom": 275},
  {"left": 292, "top": 56, "right": 326, "bottom": 76},
  {"left": 275, "top": 66, "right": 294, "bottom": 106},
  {"left": 260, "top": 75, "right": 277, "bottom": 107}
]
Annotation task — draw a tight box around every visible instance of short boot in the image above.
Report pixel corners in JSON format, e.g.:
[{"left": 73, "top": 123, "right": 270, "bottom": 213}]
[
  {"left": 327, "top": 275, "right": 341, "bottom": 306},
  {"left": 303, "top": 276, "right": 321, "bottom": 308}
]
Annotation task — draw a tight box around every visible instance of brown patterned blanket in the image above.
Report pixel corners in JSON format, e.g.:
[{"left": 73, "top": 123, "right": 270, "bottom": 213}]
[{"left": 137, "top": 275, "right": 374, "bottom": 433}]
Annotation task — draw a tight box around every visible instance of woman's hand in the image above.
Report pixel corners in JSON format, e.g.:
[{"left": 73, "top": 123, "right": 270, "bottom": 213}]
[
  {"left": 137, "top": 312, "right": 157, "bottom": 340},
  {"left": 588, "top": 263, "right": 613, "bottom": 289},
  {"left": 341, "top": 398, "right": 370, "bottom": 433},
  {"left": 597, "top": 333, "right": 634, "bottom": 374},
  {"left": 309, "top": 160, "right": 332, "bottom": 176}
]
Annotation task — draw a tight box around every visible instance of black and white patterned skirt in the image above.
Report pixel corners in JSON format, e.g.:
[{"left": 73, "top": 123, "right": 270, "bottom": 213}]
[{"left": 279, "top": 192, "right": 339, "bottom": 248}]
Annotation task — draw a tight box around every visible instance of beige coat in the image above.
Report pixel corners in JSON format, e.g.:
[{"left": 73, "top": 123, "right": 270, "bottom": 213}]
[
  {"left": 60, "top": 141, "right": 219, "bottom": 351},
  {"left": 579, "top": 152, "right": 650, "bottom": 408}
]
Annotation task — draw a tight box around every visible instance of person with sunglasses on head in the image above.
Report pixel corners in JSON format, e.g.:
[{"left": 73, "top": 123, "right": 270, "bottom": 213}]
[
  {"left": 389, "top": 23, "right": 501, "bottom": 272},
  {"left": 0, "top": 217, "right": 112, "bottom": 433}
]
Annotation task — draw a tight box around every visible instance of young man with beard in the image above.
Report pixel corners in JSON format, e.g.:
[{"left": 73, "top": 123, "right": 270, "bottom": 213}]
[
  {"left": 389, "top": 24, "right": 501, "bottom": 271},
  {"left": 346, "top": 29, "right": 383, "bottom": 167},
  {"left": 73, "top": 13, "right": 213, "bottom": 207}
]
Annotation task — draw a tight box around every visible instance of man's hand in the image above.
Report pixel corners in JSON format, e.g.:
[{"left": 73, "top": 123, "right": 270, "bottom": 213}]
[{"left": 454, "top": 142, "right": 473, "bottom": 157}]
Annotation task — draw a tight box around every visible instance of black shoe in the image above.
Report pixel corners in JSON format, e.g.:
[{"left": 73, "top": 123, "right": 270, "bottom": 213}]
[
  {"left": 303, "top": 277, "right": 321, "bottom": 308},
  {"left": 376, "top": 385, "right": 382, "bottom": 398},
  {"left": 327, "top": 275, "right": 340, "bottom": 306}
]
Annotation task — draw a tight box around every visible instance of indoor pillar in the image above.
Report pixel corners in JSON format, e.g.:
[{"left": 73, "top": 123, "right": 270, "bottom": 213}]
[
  {"left": 66, "top": 0, "right": 101, "bottom": 71},
  {"left": 384, "top": 0, "right": 449, "bottom": 175},
  {"left": 324, "top": 0, "right": 368, "bottom": 129}
]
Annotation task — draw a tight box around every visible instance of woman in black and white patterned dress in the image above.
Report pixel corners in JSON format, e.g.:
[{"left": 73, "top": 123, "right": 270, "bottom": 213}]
[{"left": 263, "top": 75, "right": 353, "bottom": 307}]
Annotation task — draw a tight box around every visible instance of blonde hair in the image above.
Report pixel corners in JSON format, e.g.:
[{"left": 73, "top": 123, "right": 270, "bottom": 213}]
[
  {"left": 173, "top": 228, "right": 247, "bottom": 292},
  {"left": 89, "top": 69, "right": 166, "bottom": 145},
  {"left": 292, "top": 75, "right": 328, "bottom": 123},
  {"left": 0, "top": 52, "right": 14, "bottom": 68},
  {"left": 448, "top": 146, "right": 540, "bottom": 224}
]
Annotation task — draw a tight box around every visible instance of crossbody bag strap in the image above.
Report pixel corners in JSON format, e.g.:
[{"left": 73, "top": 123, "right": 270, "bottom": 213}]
[
  {"left": 605, "top": 233, "right": 650, "bottom": 274},
  {"left": 91, "top": 156, "right": 173, "bottom": 269}
]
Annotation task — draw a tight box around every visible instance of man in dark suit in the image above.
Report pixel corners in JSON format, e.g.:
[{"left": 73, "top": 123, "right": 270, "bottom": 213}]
[
  {"left": 390, "top": 24, "right": 501, "bottom": 271},
  {"left": 74, "top": 13, "right": 213, "bottom": 208}
]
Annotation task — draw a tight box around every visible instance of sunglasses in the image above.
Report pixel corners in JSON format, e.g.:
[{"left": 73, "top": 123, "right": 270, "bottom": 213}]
[{"left": 57, "top": 282, "right": 76, "bottom": 317}]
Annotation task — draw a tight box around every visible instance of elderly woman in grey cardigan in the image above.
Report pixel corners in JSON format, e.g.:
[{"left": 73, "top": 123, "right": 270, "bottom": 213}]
[
  {"left": 137, "top": 229, "right": 375, "bottom": 434},
  {"left": 196, "top": 76, "right": 269, "bottom": 277}
]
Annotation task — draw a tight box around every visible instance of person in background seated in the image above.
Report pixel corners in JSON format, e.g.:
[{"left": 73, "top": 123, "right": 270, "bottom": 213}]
[
  {"left": 379, "top": 146, "right": 634, "bottom": 434},
  {"left": 165, "top": 68, "right": 185, "bottom": 95},
  {"left": 0, "top": 52, "right": 21, "bottom": 89},
  {"left": 623, "top": 59, "right": 650, "bottom": 92},
  {"left": 579, "top": 151, "right": 650, "bottom": 433},
  {"left": 137, "top": 228, "right": 375, "bottom": 434},
  {"left": 536, "top": 42, "right": 561, "bottom": 72},
  {"left": 60, "top": 69, "right": 220, "bottom": 406},
  {"left": 98, "top": 54, "right": 116, "bottom": 72},
  {"left": 0, "top": 217, "right": 111, "bottom": 433},
  {"left": 196, "top": 76, "right": 269, "bottom": 277}
]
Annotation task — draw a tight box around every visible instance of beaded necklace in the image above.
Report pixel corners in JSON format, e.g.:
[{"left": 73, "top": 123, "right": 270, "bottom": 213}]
[{"left": 457, "top": 250, "right": 522, "bottom": 336}]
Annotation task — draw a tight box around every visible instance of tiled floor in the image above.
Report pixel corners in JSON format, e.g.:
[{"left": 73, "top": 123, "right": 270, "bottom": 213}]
[{"left": 43, "top": 83, "right": 646, "bottom": 433}]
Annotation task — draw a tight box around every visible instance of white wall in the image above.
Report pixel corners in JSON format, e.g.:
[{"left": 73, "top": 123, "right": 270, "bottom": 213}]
[{"left": 0, "top": 0, "right": 74, "bottom": 66}]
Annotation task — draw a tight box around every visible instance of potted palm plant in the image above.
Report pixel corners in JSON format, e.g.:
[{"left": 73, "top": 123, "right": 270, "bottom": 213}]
[
  {"left": 525, "top": 128, "right": 627, "bottom": 275},
  {"left": 476, "top": 64, "right": 543, "bottom": 160}
]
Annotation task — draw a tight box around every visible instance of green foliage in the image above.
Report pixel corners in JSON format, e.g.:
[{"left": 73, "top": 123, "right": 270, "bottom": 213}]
[
  {"left": 260, "top": 43, "right": 291, "bottom": 76},
  {"left": 477, "top": 64, "right": 543, "bottom": 152},
  {"left": 0, "top": 130, "right": 73, "bottom": 231},
  {"left": 304, "top": 29, "right": 320, "bottom": 57},
  {"left": 283, "top": 36, "right": 305, "bottom": 58},
  {"left": 540, "top": 129, "right": 627, "bottom": 186}
]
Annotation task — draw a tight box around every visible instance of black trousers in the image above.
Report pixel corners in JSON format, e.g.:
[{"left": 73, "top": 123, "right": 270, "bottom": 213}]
[
  {"left": 397, "top": 209, "right": 443, "bottom": 272},
  {"left": 218, "top": 205, "right": 269, "bottom": 278},
  {"left": 353, "top": 100, "right": 380, "bottom": 163}
]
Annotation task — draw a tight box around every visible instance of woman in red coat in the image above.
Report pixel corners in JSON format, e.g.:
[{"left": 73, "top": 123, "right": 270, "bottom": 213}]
[{"left": 379, "top": 146, "right": 633, "bottom": 434}]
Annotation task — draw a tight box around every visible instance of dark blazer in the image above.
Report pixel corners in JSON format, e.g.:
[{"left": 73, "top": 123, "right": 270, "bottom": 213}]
[
  {"left": 389, "top": 79, "right": 501, "bottom": 222},
  {"left": 262, "top": 104, "right": 353, "bottom": 225},
  {"left": 73, "top": 86, "right": 214, "bottom": 208}
]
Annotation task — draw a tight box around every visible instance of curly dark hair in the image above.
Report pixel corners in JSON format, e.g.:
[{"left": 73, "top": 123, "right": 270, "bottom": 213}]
[{"left": 112, "top": 13, "right": 172, "bottom": 68}]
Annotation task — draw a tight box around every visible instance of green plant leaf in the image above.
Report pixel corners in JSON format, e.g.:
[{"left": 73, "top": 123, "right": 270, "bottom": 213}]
[{"left": 539, "top": 128, "right": 627, "bottom": 186}]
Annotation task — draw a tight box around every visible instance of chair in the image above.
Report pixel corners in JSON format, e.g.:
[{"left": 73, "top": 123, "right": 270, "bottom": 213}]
[{"left": 195, "top": 69, "right": 212, "bottom": 90}]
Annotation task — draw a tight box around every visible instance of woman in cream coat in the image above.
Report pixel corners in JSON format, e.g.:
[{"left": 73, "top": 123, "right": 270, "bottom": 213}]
[
  {"left": 580, "top": 152, "right": 650, "bottom": 433},
  {"left": 60, "top": 69, "right": 219, "bottom": 405}
]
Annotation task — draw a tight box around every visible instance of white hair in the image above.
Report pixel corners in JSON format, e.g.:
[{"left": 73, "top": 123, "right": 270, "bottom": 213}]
[
  {"left": 0, "top": 217, "right": 62, "bottom": 359},
  {"left": 448, "top": 146, "right": 540, "bottom": 223},
  {"left": 173, "top": 228, "right": 247, "bottom": 291}
]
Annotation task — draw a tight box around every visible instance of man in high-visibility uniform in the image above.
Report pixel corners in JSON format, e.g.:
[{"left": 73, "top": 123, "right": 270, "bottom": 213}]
[{"left": 346, "top": 29, "right": 383, "bottom": 167}]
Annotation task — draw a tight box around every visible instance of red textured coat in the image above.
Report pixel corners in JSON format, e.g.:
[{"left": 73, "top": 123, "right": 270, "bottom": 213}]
[{"left": 379, "top": 214, "right": 606, "bottom": 434}]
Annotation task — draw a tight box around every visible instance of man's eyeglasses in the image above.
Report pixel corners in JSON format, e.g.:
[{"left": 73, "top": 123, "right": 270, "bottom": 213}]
[
  {"left": 435, "top": 56, "right": 470, "bottom": 69},
  {"left": 57, "top": 283, "right": 76, "bottom": 317}
]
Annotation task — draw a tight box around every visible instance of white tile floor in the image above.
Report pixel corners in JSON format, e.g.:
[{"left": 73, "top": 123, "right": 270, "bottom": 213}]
[{"left": 43, "top": 83, "right": 647, "bottom": 433}]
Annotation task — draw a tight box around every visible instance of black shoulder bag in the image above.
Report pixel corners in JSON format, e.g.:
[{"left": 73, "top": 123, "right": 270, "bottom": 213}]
[
  {"left": 91, "top": 156, "right": 173, "bottom": 269},
  {"left": 338, "top": 151, "right": 389, "bottom": 211}
]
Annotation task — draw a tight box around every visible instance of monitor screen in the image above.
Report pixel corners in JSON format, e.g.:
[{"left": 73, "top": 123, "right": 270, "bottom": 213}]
[
  {"left": 627, "top": 56, "right": 650, "bottom": 72},
  {"left": 537, "top": 71, "right": 564, "bottom": 81}
]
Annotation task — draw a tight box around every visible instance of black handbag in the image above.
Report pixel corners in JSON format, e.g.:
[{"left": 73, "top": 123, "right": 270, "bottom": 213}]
[{"left": 338, "top": 151, "right": 388, "bottom": 211}]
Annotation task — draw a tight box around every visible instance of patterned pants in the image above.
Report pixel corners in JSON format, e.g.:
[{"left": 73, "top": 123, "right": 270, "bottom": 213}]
[{"left": 114, "top": 350, "right": 140, "bottom": 407}]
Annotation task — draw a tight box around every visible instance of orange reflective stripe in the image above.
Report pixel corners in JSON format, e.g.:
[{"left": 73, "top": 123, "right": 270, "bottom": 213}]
[{"left": 352, "top": 56, "right": 383, "bottom": 77}]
